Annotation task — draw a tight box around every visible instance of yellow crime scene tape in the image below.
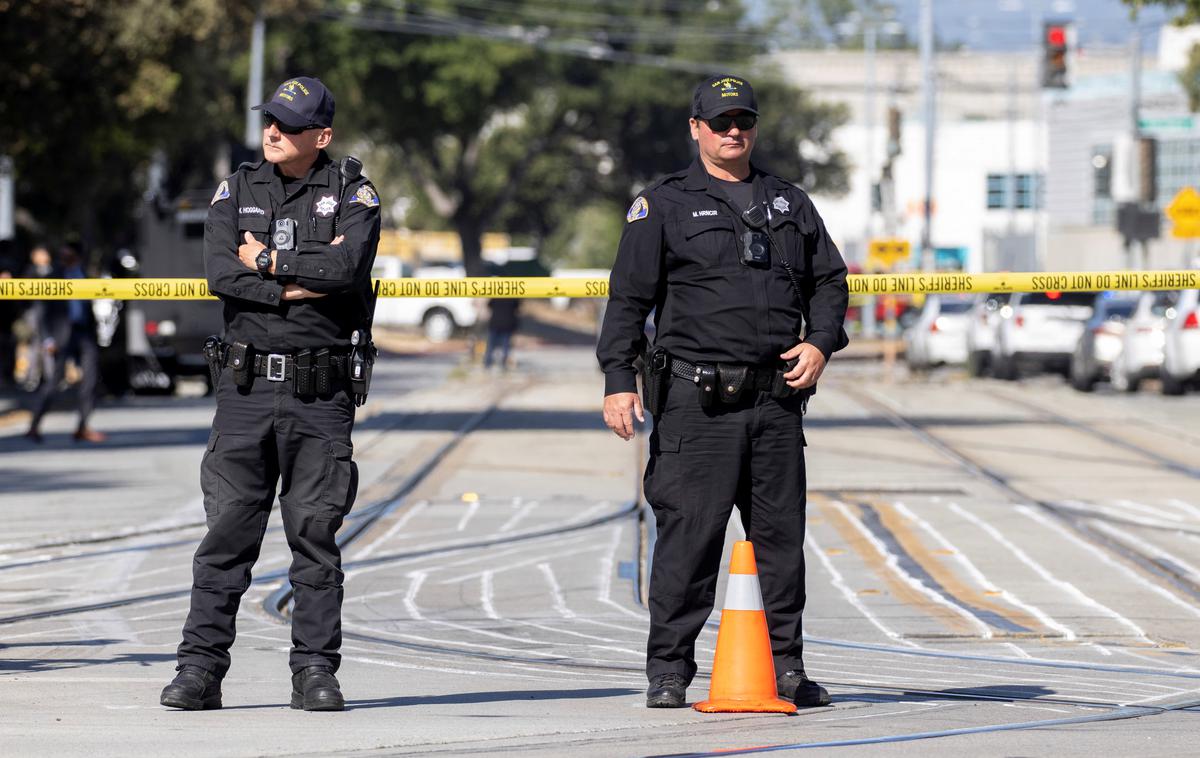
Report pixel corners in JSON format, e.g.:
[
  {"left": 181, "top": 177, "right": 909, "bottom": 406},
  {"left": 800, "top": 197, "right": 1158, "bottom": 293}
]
[{"left": 0, "top": 270, "right": 1197, "bottom": 300}]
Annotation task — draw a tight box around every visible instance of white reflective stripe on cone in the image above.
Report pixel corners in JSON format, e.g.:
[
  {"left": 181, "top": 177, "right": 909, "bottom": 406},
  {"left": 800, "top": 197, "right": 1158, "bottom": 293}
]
[{"left": 724, "top": 573, "right": 764, "bottom": 611}]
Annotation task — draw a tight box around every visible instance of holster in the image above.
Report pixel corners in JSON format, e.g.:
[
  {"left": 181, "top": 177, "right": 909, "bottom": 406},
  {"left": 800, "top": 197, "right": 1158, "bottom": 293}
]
[
  {"left": 769, "top": 358, "right": 815, "bottom": 415},
  {"left": 640, "top": 346, "right": 670, "bottom": 416},
  {"left": 294, "top": 348, "right": 313, "bottom": 396},
  {"left": 717, "top": 364, "right": 749, "bottom": 404},
  {"left": 228, "top": 341, "right": 253, "bottom": 388},
  {"left": 696, "top": 363, "right": 718, "bottom": 409},
  {"left": 202, "top": 335, "right": 223, "bottom": 388},
  {"left": 314, "top": 348, "right": 332, "bottom": 396},
  {"left": 349, "top": 340, "right": 376, "bottom": 407}
]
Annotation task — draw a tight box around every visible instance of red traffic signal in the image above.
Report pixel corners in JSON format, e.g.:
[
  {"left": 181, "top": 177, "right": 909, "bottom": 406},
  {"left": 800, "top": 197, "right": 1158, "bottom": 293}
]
[{"left": 1042, "top": 21, "right": 1071, "bottom": 89}]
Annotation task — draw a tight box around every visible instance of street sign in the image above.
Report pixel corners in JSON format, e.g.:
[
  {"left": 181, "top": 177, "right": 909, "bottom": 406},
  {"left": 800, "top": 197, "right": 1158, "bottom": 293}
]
[
  {"left": 868, "top": 238, "right": 911, "bottom": 269},
  {"left": 1165, "top": 186, "right": 1200, "bottom": 239},
  {"left": 1138, "top": 115, "right": 1195, "bottom": 131}
]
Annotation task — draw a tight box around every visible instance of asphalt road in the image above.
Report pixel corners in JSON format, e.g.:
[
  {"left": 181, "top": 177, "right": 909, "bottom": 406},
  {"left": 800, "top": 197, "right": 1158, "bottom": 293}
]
[{"left": 2, "top": 346, "right": 1199, "bottom": 757}]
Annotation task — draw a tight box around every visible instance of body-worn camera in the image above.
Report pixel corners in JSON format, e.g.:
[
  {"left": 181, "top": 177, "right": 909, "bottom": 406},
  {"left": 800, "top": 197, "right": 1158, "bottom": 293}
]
[
  {"left": 272, "top": 218, "right": 297, "bottom": 251},
  {"left": 741, "top": 231, "right": 770, "bottom": 268}
]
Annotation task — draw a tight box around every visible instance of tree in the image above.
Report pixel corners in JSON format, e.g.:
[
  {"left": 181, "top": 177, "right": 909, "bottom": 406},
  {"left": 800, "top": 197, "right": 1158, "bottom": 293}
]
[
  {"left": 1124, "top": 0, "right": 1200, "bottom": 23},
  {"left": 284, "top": 0, "right": 848, "bottom": 273}
]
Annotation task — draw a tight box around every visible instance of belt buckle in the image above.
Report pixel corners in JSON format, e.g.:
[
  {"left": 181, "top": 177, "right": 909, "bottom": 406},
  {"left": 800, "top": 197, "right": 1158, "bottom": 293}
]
[{"left": 266, "top": 353, "right": 287, "bottom": 382}]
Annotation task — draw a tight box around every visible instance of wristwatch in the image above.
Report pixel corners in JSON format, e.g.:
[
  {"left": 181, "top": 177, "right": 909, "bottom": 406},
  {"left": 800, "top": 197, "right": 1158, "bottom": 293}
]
[{"left": 255, "top": 248, "right": 273, "bottom": 274}]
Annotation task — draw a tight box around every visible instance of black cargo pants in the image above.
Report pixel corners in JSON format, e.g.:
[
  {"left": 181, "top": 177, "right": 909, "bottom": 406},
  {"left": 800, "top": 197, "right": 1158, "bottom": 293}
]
[
  {"left": 176, "top": 366, "right": 358, "bottom": 677},
  {"left": 643, "top": 375, "right": 808, "bottom": 684}
]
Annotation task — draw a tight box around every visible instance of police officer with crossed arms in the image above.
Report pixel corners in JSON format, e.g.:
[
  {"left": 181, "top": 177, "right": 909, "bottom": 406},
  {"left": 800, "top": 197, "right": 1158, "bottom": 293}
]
[
  {"left": 597, "top": 74, "right": 849, "bottom": 708},
  {"left": 161, "top": 76, "right": 380, "bottom": 712}
]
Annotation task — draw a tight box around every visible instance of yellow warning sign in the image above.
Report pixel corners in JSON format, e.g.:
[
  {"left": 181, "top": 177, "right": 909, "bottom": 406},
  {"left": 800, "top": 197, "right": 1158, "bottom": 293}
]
[
  {"left": 1165, "top": 186, "right": 1200, "bottom": 239},
  {"left": 867, "top": 238, "right": 911, "bottom": 269},
  {"left": 1, "top": 271, "right": 1197, "bottom": 300}
]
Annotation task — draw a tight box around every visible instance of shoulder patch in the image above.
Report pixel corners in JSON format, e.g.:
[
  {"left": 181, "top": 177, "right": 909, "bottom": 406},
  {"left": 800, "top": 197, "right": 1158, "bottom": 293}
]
[
  {"left": 210, "top": 180, "right": 230, "bottom": 206},
  {"left": 351, "top": 184, "right": 380, "bottom": 208},
  {"left": 626, "top": 196, "right": 649, "bottom": 223}
]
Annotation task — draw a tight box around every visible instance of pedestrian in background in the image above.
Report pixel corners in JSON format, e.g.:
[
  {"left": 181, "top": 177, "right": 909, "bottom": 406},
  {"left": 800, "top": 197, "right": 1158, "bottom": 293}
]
[
  {"left": 160, "top": 76, "right": 380, "bottom": 713},
  {"left": 597, "top": 75, "right": 849, "bottom": 709},
  {"left": 19, "top": 245, "right": 55, "bottom": 390},
  {"left": 483, "top": 297, "right": 520, "bottom": 371},
  {"left": 24, "top": 243, "right": 106, "bottom": 444}
]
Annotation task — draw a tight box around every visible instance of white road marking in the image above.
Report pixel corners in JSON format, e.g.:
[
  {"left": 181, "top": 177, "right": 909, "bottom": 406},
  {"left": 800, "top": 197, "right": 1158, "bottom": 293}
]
[
  {"left": 950, "top": 502, "right": 1147, "bottom": 644},
  {"left": 894, "top": 500, "right": 1074, "bottom": 640},
  {"left": 805, "top": 531, "right": 919, "bottom": 648},
  {"left": 354, "top": 500, "right": 429, "bottom": 559},
  {"left": 830, "top": 499, "right": 992, "bottom": 638},
  {"left": 455, "top": 500, "right": 481, "bottom": 532},
  {"left": 538, "top": 562, "right": 576, "bottom": 619},
  {"left": 480, "top": 571, "right": 499, "bottom": 620},
  {"left": 1019, "top": 506, "right": 1200, "bottom": 620},
  {"left": 499, "top": 501, "right": 540, "bottom": 533}
]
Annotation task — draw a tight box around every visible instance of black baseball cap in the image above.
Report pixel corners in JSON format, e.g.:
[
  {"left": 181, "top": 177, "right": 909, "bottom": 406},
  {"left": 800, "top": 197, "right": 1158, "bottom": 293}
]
[
  {"left": 252, "top": 76, "right": 335, "bottom": 130},
  {"left": 692, "top": 75, "right": 759, "bottom": 120}
]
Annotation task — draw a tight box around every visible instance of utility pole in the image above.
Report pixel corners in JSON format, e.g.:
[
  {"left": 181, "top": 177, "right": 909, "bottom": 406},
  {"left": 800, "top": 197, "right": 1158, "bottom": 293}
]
[
  {"left": 862, "top": 3, "right": 878, "bottom": 338},
  {"left": 919, "top": 0, "right": 936, "bottom": 270},
  {"left": 1129, "top": 20, "right": 1146, "bottom": 269},
  {"left": 1007, "top": 59, "right": 1019, "bottom": 235},
  {"left": 0, "top": 156, "right": 13, "bottom": 242},
  {"left": 244, "top": 7, "right": 266, "bottom": 150}
]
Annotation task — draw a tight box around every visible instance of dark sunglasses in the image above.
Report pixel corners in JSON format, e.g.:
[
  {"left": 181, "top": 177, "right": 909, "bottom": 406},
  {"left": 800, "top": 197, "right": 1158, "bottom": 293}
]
[
  {"left": 705, "top": 113, "right": 758, "bottom": 132},
  {"left": 263, "top": 114, "right": 313, "bottom": 135}
]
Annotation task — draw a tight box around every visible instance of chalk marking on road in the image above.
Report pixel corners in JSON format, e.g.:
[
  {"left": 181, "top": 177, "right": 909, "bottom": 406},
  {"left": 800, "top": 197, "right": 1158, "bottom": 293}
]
[
  {"left": 1168, "top": 499, "right": 1200, "bottom": 520},
  {"left": 812, "top": 701, "right": 952, "bottom": 722},
  {"left": 455, "top": 500, "right": 481, "bottom": 532},
  {"left": 437, "top": 535, "right": 600, "bottom": 584},
  {"left": 893, "top": 500, "right": 1072, "bottom": 641},
  {"left": 480, "top": 571, "right": 499, "bottom": 620},
  {"left": 1019, "top": 505, "right": 1200, "bottom": 620},
  {"left": 829, "top": 499, "right": 991, "bottom": 638},
  {"left": 949, "top": 502, "right": 1147, "bottom": 644},
  {"left": 598, "top": 524, "right": 649, "bottom": 621},
  {"left": 805, "top": 531, "right": 919, "bottom": 648},
  {"left": 538, "top": 562, "right": 576, "bottom": 619},
  {"left": 499, "top": 501, "right": 540, "bottom": 532},
  {"left": 1113, "top": 647, "right": 1200, "bottom": 674},
  {"left": 813, "top": 651, "right": 1168, "bottom": 700},
  {"left": 1090, "top": 520, "right": 1200, "bottom": 582},
  {"left": 1112, "top": 498, "right": 1188, "bottom": 522},
  {"left": 404, "top": 571, "right": 427, "bottom": 620},
  {"left": 355, "top": 500, "right": 429, "bottom": 559},
  {"left": 1004, "top": 643, "right": 1034, "bottom": 659},
  {"left": 999, "top": 702, "right": 1076, "bottom": 715},
  {"left": 1052, "top": 499, "right": 1192, "bottom": 532}
]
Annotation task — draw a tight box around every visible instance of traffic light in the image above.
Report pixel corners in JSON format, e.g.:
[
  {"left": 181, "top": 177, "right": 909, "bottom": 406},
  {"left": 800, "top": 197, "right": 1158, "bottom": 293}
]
[{"left": 1042, "top": 22, "right": 1070, "bottom": 89}]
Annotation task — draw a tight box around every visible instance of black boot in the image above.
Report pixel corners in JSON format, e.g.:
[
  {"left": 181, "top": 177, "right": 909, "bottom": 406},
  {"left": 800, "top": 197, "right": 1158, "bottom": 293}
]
[
  {"left": 646, "top": 673, "right": 688, "bottom": 708},
  {"left": 160, "top": 665, "right": 222, "bottom": 710},
  {"left": 776, "top": 670, "right": 831, "bottom": 707},
  {"left": 291, "top": 665, "right": 345, "bottom": 711}
]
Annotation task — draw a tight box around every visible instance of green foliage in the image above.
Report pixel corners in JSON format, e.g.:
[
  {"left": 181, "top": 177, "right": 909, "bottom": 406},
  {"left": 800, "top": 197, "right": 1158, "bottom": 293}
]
[
  {"left": 2, "top": 0, "right": 849, "bottom": 272},
  {"left": 1124, "top": 0, "right": 1200, "bottom": 23},
  {"left": 1182, "top": 42, "right": 1200, "bottom": 111}
]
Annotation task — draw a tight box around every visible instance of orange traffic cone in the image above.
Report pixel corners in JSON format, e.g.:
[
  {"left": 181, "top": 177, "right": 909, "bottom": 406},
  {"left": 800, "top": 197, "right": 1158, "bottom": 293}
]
[{"left": 693, "top": 541, "right": 797, "bottom": 714}]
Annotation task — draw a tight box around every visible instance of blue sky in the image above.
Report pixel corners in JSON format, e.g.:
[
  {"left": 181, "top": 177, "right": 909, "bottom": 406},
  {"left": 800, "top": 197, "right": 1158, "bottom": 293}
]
[{"left": 884, "top": 0, "right": 1171, "bottom": 51}]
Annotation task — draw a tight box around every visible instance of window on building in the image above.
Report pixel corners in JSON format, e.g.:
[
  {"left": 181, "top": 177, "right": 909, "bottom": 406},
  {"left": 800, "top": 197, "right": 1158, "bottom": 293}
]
[
  {"left": 986, "top": 173, "right": 1043, "bottom": 210},
  {"left": 986, "top": 174, "right": 1007, "bottom": 209},
  {"left": 1092, "top": 145, "right": 1114, "bottom": 226}
]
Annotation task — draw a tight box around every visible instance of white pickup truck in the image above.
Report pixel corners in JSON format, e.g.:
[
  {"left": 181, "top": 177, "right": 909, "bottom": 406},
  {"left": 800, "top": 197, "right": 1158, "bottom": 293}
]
[{"left": 371, "top": 257, "right": 479, "bottom": 342}]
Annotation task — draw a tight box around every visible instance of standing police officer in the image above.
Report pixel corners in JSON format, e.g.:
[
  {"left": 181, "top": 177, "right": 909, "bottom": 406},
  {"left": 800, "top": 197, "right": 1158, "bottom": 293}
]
[
  {"left": 597, "top": 75, "right": 848, "bottom": 709},
  {"left": 161, "top": 76, "right": 380, "bottom": 712}
]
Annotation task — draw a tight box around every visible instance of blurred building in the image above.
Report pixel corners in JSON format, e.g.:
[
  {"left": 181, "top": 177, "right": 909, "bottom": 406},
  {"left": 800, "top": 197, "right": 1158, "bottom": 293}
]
[{"left": 774, "top": 34, "right": 1198, "bottom": 273}]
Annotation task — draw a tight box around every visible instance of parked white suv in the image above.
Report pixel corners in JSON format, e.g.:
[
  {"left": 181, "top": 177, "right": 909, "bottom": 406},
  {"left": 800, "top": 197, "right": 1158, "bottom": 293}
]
[
  {"left": 371, "top": 258, "right": 479, "bottom": 342},
  {"left": 1110, "top": 290, "right": 1173, "bottom": 393},
  {"left": 993, "top": 291, "right": 1096, "bottom": 380},
  {"left": 1161, "top": 288, "right": 1200, "bottom": 395}
]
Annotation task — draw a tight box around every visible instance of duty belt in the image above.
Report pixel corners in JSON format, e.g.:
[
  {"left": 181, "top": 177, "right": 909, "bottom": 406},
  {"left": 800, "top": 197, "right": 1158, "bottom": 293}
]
[
  {"left": 220, "top": 346, "right": 349, "bottom": 382},
  {"left": 248, "top": 352, "right": 349, "bottom": 382},
  {"left": 669, "top": 357, "right": 776, "bottom": 394}
]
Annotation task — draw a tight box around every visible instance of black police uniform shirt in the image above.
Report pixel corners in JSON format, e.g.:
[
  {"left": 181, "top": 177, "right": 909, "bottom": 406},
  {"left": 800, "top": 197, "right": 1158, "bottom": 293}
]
[
  {"left": 204, "top": 150, "right": 381, "bottom": 352},
  {"left": 597, "top": 158, "right": 849, "bottom": 396}
]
